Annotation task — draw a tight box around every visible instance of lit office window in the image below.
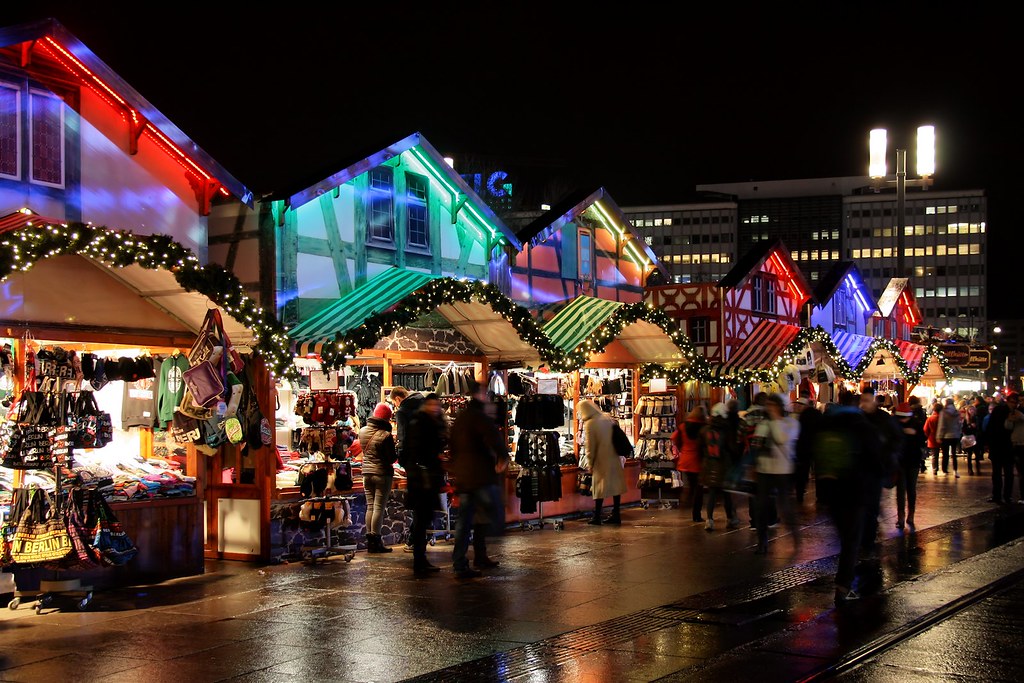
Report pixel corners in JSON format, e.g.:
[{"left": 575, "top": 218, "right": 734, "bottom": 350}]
[
  {"left": 969, "top": 244, "right": 981, "bottom": 255},
  {"left": 654, "top": 219, "right": 663, "bottom": 226},
  {"left": 936, "top": 245, "right": 946, "bottom": 256},
  {"left": 832, "top": 230, "right": 839, "bottom": 239},
  {"left": 831, "top": 251, "right": 839, "bottom": 259},
  {"left": 852, "top": 249, "right": 861, "bottom": 259}
]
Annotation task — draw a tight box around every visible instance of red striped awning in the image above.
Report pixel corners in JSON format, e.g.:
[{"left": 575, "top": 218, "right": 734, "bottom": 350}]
[
  {"left": 0, "top": 210, "right": 65, "bottom": 234},
  {"left": 718, "top": 320, "right": 802, "bottom": 377},
  {"left": 894, "top": 340, "right": 925, "bottom": 371}
]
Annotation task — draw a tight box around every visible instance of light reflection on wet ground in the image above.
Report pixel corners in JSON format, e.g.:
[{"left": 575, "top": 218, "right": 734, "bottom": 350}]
[{"left": 1, "top": 474, "right": 1022, "bottom": 682}]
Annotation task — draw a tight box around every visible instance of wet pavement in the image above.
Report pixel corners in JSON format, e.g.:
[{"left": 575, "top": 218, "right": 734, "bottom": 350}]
[{"left": 2, "top": 470, "right": 1024, "bottom": 682}]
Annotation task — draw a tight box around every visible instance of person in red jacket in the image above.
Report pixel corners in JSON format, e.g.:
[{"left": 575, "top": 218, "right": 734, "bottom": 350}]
[
  {"left": 673, "top": 406, "right": 708, "bottom": 522},
  {"left": 924, "top": 402, "right": 941, "bottom": 475}
]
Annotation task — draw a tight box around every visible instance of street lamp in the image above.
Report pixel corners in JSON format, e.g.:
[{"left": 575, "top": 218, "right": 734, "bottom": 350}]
[{"left": 869, "top": 125, "right": 936, "bottom": 278}]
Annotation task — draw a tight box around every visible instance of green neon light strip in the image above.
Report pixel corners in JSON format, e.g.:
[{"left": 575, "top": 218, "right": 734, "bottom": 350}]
[{"left": 408, "top": 147, "right": 500, "bottom": 241}]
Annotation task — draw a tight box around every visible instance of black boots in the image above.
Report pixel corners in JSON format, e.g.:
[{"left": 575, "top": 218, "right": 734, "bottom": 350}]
[{"left": 366, "top": 533, "right": 393, "bottom": 553}]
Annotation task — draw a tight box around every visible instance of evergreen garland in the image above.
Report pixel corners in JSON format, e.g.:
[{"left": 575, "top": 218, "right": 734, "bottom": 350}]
[{"left": 0, "top": 223, "right": 297, "bottom": 379}]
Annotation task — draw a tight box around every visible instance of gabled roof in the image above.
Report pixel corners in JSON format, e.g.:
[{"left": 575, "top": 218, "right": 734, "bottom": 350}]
[
  {"left": 876, "top": 277, "right": 922, "bottom": 323},
  {"left": 0, "top": 19, "right": 253, "bottom": 207},
  {"left": 515, "top": 187, "right": 666, "bottom": 277},
  {"left": 717, "top": 239, "right": 811, "bottom": 303},
  {"left": 271, "top": 131, "right": 520, "bottom": 249},
  {"left": 813, "top": 261, "right": 878, "bottom": 313}
]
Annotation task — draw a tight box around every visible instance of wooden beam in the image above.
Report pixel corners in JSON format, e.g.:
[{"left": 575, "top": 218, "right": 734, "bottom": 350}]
[
  {"left": 208, "top": 230, "right": 260, "bottom": 245},
  {"left": 319, "top": 193, "right": 353, "bottom": 296},
  {"left": 451, "top": 192, "right": 468, "bottom": 223},
  {"left": 127, "top": 112, "right": 148, "bottom": 155}
]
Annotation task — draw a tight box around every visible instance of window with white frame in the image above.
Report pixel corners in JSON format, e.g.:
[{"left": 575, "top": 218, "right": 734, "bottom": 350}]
[
  {"left": 367, "top": 167, "right": 395, "bottom": 244},
  {"left": 834, "top": 288, "right": 846, "bottom": 327},
  {"left": 406, "top": 172, "right": 429, "bottom": 249},
  {"left": 578, "top": 229, "right": 594, "bottom": 281}
]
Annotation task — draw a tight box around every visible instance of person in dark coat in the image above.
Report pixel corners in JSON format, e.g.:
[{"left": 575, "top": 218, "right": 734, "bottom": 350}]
[
  {"left": 699, "top": 402, "right": 740, "bottom": 531},
  {"left": 815, "top": 392, "right": 875, "bottom": 605},
  {"left": 793, "top": 396, "right": 822, "bottom": 505},
  {"left": 893, "top": 402, "right": 926, "bottom": 530},
  {"left": 859, "top": 387, "right": 902, "bottom": 556},
  {"left": 986, "top": 393, "right": 1014, "bottom": 504},
  {"left": 404, "top": 393, "right": 447, "bottom": 576},
  {"left": 446, "top": 379, "right": 509, "bottom": 578}
]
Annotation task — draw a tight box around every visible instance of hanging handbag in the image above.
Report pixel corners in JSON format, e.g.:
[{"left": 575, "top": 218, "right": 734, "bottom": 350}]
[
  {"left": 183, "top": 360, "right": 225, "bottom": 409},
  {"left": 91, "top": 492, "right": 138, "bottom": 566},
  {"left": 72, "top": 391, "right": 113, "bottom": 449},
  {"left": 170, "top": 409, "right": 204, "bottom": 445},
  {"left": 576, "top": 470, "right": 593, "bottom": 496},
  {"left": 49, "top": 493, "right": 107, "bottom": 571},
  {"left": 10, "top": 489, "right": 73, "bottom": 565},
  {"left": 189, "top": 309, "right": 222, "bottom": 366},
  {"left": 3, "top": 424, "right": 53, "bottom": 469}
]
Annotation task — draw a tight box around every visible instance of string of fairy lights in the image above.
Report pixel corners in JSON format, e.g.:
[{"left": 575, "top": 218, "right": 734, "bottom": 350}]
[
  {"left": 0, "top": 223, "right": 953, "bottom": 389},
  {"left": 0, "top": 223, "right": 298, "bottom": 379}
]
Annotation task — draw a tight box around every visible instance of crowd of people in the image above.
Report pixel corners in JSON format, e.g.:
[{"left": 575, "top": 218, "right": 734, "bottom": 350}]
[
  {"left": 353, "top": 378, "right": 1024, "bottom": 603},
  {"left": 666, "top": 388, "right": 1024, "bottom": 606}
]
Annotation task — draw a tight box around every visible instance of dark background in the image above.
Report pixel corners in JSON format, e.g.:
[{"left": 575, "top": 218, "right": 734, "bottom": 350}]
[{"left": 5, "top": 4, "right": 1019, "bottom": 316}]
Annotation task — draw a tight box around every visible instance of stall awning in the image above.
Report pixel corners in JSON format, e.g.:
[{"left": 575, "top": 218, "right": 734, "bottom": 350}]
[
  {"left": 288, "top": 268, "right": 546, "bottom": 364},
  {"left": 289, "top": 269, "right": 440, "bottom": 355},
  {"left": 718, "top": 320, "right": 802, "bottom": 377},
  {"left": 543, "top": 296, "right": 689, "bottom": 365},
  {"left": 895, "top": 340, "right": 946, "bottom": 383},
  {"left": 831, "top": 329, "right": 876, "bottom": 368},
  {"left": 1, "top": 255, "right": 256, "bottom": 345}
]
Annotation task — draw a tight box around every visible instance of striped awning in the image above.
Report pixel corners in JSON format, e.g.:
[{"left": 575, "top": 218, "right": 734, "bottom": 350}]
[
  {"left": 896, "top": 340, "right": 946, "bottom": 382},
  {"left": 288, "top": 268, "right": 546, "bottom": 364},
  {"left": 0, "top": 210, "right": 65, "bottom": 234},
  {"left": 718, "top": 320, "right": 802, "bottom": 377},
  {"left": 543, "top": 296, "right": 688, "bottom": 364},
  {"left": 289, "top": 269, "right": 441, "bottom": 356},
  {"left": 831, "top": 329, "right": 877, "bottom": 367},
  {"left": 543, "top": 296, "right": 624, "bottom": 353}
]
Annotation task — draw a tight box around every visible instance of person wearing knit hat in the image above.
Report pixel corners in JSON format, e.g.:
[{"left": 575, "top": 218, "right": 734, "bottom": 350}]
[
  {"left": 358, "top": 402, "right": 398, "bottom": 553},
  {"left": 372, "top": 402, "right": 393, "bottom": 421}
]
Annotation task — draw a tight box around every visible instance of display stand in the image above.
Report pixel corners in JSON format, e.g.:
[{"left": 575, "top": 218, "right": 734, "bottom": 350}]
[
  {"left": 294, "top": 494, "right": 358, "bottom": 564},
  {"left": 634, "top": 391, "right": 679, "bottom": 510},
  {"left": 9, "top": 469, "right": 94, "bottom": 613}
]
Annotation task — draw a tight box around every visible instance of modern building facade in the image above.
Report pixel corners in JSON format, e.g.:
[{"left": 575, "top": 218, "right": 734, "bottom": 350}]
[{"left": 624, "top": 177, "right": 988, "bottom": 346}]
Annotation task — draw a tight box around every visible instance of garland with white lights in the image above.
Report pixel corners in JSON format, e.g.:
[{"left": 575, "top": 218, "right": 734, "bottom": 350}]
[
  {"left": 0, "top": 223, "right": 297, "bottom": 379},
  {"left": 547, "top": 301, "right": 707, "bottom": 375},
  {"left": 317, "top": 277, "right": 559, "bottom": 369},
  {"left": 639, "top": 326, "right": 952, "bottom": 388}
]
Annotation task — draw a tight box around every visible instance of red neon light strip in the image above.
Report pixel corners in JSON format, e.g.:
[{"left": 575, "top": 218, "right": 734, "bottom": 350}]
[
  {"left": 768, "top": 251, "right": 804, "bottom": 301},
  {"left": 37, "top": 37, "right": 224, "bottom": 193}
]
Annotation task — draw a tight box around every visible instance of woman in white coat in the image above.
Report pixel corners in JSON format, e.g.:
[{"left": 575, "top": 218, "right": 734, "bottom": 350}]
[{"left": 579, "top": 399, "right": 627, "bottom": 525}]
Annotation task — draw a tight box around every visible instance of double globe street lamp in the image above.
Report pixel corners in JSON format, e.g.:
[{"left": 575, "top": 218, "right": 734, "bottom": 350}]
[{"left": 868, "top": 125, "right": 936, "bottom": 279}]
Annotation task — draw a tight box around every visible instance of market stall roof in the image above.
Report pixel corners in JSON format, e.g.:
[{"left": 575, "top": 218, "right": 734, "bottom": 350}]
[
  {"left": 0, "top": 19, "right": 253, "bottom": 207},
  {"left": 717, "top": 320, "right": 802, "bottom": 377},
  {"left": 287, "top": 268, "right": 546, "bottom": 364},
  {"left": 543, "top": 295, "right": 688, "bottom": 365},
  {"left": 0, "top": 222, "right": 296, "bottom": 377},
  {"left": 895, "top": 340, "right": 947, "bottom": 383},
  {"left": 831, "top": 329, "right": 909, "bottom": 380}
]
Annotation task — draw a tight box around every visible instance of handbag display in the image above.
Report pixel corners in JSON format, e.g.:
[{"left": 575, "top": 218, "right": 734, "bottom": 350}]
[
  {"left": 10, "top": 489, "right": 73, "bottom": 565},
  {"left": 71, "top": 391, "right": 113, "bottom": 450},
  {"left": 576, "top": 470, "right": 593, "bottom": 496}
]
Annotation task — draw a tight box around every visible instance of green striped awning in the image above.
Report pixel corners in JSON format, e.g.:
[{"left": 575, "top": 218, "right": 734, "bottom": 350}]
[
  {"left": 543, "top": 296, "right": 624, "bottom": 353},
  {"left": 289, "top": 268, "right": 441, "bottom": 355}
]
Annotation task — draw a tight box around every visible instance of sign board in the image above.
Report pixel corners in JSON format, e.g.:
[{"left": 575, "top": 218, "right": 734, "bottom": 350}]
[
  {"left": 309, "top": 370, "right": 340, "bottom": 391},
  {"left": 942, "top": 344, "right": 971, "bottom": 367},
  {"left": 960, "top": 349, "right": 992, "bottom": 370}
]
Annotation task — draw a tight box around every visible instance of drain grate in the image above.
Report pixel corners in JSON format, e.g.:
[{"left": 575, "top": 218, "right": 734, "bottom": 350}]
[{"left": 547, "top": 612, "right": 679, "bottom": 652}]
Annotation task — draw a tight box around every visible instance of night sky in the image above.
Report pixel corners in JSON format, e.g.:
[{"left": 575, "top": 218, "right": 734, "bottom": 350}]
[{"left": 5, "top": 5, "right": 1020, "bottom": 316}]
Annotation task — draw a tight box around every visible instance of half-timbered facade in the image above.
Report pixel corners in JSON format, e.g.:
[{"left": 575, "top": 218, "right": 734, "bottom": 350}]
[
  {"left": 646, "top": 239, "right": 810, "bottom": 365},
  {"left": 0, "top": 19, "right": 253, "bottom": 261},
  {"left": 808, "top": 261, "right": 878, "bottom": 336},
  {"left": 208, "top": 132, "right": 517, "bottom": 327},
  {"left": 502, "top": 187, "right": 664, "bottom": 313},
  {"left": 869, "top": 277, "right": 922, "bottom": 342}
]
